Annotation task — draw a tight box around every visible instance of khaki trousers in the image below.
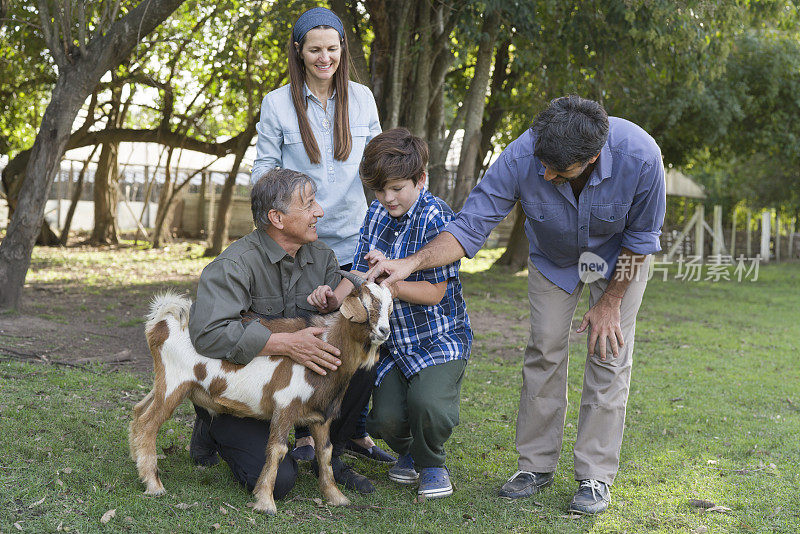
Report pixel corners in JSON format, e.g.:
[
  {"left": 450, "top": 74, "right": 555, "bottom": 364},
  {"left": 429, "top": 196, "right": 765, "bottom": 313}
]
[{"left": 515, "top": 257, "right": 650, "bottom": 485}]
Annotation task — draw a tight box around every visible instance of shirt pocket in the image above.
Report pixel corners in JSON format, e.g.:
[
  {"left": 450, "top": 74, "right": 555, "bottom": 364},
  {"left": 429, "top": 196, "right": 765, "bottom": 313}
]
[
  {"left": 347, "top": 126, "right": 371, "bottom": 165},
  {"left": 283, "top": 130, "right": 312, "bottom": 165},
  {"left": 522, "top": 201, "right": 571, "bottom": 263},
  {"left": 250, "top": 296, "right": 285, "bottom": 317},
  {"left": 590, "top": 203, "right": 630, "bottom": 236}
]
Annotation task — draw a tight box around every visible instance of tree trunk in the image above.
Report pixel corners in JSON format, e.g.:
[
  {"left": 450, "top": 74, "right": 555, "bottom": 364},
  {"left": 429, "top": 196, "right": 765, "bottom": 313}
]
[
  {"left": 90, "top": 83, "right": 125, "bottom": 245},
  {"left": 495, "top": 203, "right": 529, "bottom": 270},
  {"left": 90, "top": 141, "right": 120, "bottom": 244},
  {"left": 408, "top": 3, "right": 431, "bottom": 137},
  {"left": 452, "top": 12, "right": 500, "bottom": 209},
  {"left": 0, "top": 75, "right": 87, "bottom": 308},
  {"left": 59, "top": 148, "right": 96, "bottom": 245},
  {"left": 384, "top": 1, "right": 412, "bottom": 129},
  {"left": 151, "top": 151, "right": 175, "bottom": 248},
  {"left": 204, "top": 120, "right": 257, "bottom": 256},
  {"left": 0, "top": 0, "right": 185, "bottom": 310}
]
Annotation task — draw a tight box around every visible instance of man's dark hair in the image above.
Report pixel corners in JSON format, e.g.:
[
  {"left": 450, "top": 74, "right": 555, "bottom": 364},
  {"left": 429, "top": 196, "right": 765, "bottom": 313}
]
[
  {"left": 359, "top": 128, "right": 429, "bottom": 191},
  {"left": 251, "top": 168, "right": 316, "bottom": 230},
  {"left": 531, "top": 95, "right": 609, "bottom": 171}
]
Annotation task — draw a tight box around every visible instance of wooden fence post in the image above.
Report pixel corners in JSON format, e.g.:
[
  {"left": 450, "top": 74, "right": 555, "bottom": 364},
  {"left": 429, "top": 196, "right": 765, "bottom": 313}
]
[
  {"left": 760, "top": 211, "right": 771, "bottom": 263},
  {"left": 775, "top": 210, "right": 781, "bottom": 262},
  {"left": 712, "top": 205, "right": 723, "bottom": 258},
  {"left": 746, "top": 210, "right": 752, "bottom": 257},
  {"left": 730, "top": 206, "right": 737, "bottom": 258},
  {"left": 695, "top": 204, "right": 705, "bottom": 262}
]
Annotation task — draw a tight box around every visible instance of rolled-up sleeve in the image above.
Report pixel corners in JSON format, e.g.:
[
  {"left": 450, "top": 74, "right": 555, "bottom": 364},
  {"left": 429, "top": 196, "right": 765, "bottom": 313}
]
[
  {"left": 188, "top": 258, "right": 271, "bottom": 365},
  {"left": 251, "top": 94, "right": 283, "bottom": 185},
  {"left": 445, "top": 150, "right": 520, "bottom": 258},
  {"left": 621, "top": 155, "right": 666, "bottom": 255}
]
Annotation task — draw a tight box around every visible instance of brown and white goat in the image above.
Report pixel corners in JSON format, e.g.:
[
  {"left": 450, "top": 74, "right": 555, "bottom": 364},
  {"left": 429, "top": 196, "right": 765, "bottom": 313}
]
[{"left": 129, "top": 272, "right": 393, "bottom": 515}]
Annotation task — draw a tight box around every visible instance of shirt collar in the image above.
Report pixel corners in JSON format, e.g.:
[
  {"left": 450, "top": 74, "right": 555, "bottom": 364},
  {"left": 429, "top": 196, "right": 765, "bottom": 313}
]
[
  {"left": 303, "top": 82, "right": 336, "bottom": 104},
  {"left": 253, "top": 229, "right": 314, "bottom": 266}
]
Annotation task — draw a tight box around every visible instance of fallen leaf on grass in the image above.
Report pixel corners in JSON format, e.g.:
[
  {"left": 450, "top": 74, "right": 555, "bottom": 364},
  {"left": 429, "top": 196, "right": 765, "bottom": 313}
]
[
  {"left": 29, "top": 496, "right": 46, "bottom": 508},
  {"left": 14, "top": 522, "right": 23, "bottom": 531},
  {"left": 219, "top": 506, "right": 227, "bottom": 515},
  {"left": 62, "top": 467, "right": 72, "bottom": 474},
  {"left": 56, "top": 521, "right": 63, "bottom": 531},
  {"left": 688, "top": 499, "right": 716, "bottom": 509},
  {"left": 312, "top": 497, "right": 324, "bottom": 507},
  {"left": 413, "top": 494, "right": 427, "bottom": 504},
  {"left": 212, "top": 523, "right": 221, "bottom": 530},
  {"left": 692, "top": 527, "right": 708, "bottom": 533},
  {"left": 100, "top": 509, "right": 116, "bottom": 524},
  {"left": 706, "top": 505, "right": 732, "bottom": 514}
]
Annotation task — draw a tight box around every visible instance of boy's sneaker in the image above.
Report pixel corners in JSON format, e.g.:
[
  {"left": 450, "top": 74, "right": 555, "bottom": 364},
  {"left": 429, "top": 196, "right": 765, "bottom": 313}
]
[
  {"left": 388, "top": 453, "right": 418, "bottom": 485},
  {"left": 568, "top": 479, "right": 610, "bottom": 515},
  {"left": 418, "top": 466, "right": 453, "bottom": 498}
]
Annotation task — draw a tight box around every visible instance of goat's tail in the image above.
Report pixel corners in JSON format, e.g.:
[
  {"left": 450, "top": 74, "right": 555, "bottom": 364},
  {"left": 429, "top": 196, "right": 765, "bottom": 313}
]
[{"left": 146, "top": 291, "right": 192, "bottom": 332}]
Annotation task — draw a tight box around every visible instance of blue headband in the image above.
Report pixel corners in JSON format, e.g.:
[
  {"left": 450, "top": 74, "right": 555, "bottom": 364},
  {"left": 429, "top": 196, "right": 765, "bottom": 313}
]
[{"left": 292, "top": 7, "right": 344, "bottom": 44}]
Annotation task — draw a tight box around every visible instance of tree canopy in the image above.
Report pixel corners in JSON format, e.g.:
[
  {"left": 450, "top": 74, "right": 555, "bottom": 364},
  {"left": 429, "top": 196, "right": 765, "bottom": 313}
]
[{"left": 1, "top": 0, "right": 799, "bottom": 308}]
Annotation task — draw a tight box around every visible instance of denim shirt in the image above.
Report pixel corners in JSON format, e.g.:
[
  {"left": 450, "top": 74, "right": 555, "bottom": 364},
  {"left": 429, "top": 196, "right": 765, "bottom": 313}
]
[
  {"left": 251, "top": 81, "right": 382, "bottom": 265},
  {"left": 447, "top": 117, "right": 666, "bottom": 293}
]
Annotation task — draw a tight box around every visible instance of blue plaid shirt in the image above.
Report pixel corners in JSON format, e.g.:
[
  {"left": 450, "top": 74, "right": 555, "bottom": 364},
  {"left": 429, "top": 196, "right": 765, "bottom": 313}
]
[{"left": 353, "top": 189, "right": 472, "bottom": 386}]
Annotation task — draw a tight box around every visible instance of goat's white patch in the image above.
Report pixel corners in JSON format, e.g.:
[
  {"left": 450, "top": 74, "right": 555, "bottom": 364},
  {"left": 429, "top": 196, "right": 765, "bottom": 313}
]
[
  {"left": 366, "top": 283, "right": 393, "bottom": 336},
  {"left": 272, "top": 364, "right": 314, "bottom": 408},
  {"left": 160, "top": 317, "right": 279, "bottom": 413}
]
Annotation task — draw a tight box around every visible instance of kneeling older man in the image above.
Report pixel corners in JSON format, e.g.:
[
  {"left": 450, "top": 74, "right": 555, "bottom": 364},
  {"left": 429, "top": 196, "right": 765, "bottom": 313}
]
[{"left": 187, "top": 168, "right": 377, "bottom": 497}]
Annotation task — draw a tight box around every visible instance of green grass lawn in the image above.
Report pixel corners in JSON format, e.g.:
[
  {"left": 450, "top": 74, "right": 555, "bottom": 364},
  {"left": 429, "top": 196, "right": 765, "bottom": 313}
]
[{"left": 1, "top": 248, "right": 798, "bottom": 533}]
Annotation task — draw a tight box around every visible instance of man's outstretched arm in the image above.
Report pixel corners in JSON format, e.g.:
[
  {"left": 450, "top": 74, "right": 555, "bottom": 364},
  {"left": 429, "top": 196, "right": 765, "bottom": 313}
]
[{"left": 365, "top": 231, "right": 466, "bottom": 286}]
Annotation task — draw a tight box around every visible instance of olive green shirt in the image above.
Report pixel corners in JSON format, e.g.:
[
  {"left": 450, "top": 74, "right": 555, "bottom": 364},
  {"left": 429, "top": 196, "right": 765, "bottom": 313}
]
[{"left": 188, "top": 229, "right": 342, "bottom": 365}]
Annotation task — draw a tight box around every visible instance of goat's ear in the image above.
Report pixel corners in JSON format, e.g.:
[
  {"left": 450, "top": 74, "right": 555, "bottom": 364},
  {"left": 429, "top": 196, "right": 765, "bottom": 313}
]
[{"left": 340, "top": 295, "right": 368, "bottom": 323}]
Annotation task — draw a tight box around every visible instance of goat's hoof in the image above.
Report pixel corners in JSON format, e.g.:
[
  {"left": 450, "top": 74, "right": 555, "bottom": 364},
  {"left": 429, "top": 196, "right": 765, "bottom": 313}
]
[
  {"left": 252, "top": 500, "right": 277, "bottom": 515},
  {"left": 144, "top": 486, "right": 166, "bottom": 496},
  {"left": 328, "top": 494, "right": 350, "bottom": 507}
]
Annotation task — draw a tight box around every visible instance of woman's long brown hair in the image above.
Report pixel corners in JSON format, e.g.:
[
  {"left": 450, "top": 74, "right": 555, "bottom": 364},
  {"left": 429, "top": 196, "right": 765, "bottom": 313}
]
[{"left": 287, "top": 26, "right": 352, "bottom": 164}]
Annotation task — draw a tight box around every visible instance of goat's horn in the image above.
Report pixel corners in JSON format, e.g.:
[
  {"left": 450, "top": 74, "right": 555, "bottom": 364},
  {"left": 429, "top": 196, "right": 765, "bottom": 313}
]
[{"left": 339, "top": 270, "right": 366, "bottom": 288}]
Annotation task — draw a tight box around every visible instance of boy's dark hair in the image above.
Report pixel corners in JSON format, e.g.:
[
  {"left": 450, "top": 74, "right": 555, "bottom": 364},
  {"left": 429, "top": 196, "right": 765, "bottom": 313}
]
[
  {"left": 531, "top": 95, "right": 609, "bottom": 171},
  {"left": 251, "top": 168, "right": 315, "bottom": 230},
  {"left": 359, "top": 128, "right": 429, "bottom": 190}
]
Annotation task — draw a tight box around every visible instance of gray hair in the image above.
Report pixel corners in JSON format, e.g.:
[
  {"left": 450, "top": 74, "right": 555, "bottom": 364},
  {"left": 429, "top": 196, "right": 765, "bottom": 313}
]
[
  {"left": 251, "top": 168, "right": 316, "bottom": 230},
  {"left": 531, "top": 95, "right": 609, "bottom": 171}
]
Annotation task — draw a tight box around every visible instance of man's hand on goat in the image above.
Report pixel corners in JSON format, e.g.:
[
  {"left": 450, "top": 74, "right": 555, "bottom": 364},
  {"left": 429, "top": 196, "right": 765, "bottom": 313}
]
[
  {"left": 366, "top": 256, "right": 416, "bottom": 287},
  {"left": 307, "top": 285, "right": 339, "bottom": 313},
  {"left": 576, "top": 295, "right": 624, "bottom": 361},
  {"left": 267, "top": 328, "right": 342, "bottom": 375}
]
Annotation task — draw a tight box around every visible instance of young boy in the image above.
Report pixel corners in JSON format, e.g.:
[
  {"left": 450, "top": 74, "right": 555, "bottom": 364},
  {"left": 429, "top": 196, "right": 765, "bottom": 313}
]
[{"left": 307, "top": 128, "right": 472, "bottom": 498}]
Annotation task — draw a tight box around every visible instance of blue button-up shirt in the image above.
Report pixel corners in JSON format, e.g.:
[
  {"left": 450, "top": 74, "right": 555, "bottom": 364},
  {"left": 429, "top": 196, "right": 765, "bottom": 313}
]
[
  {"left": 447, "top": 117, "right": 666, "bottom": 293},
  {"left": 251, "top": 81, "right": 382, "bottom": 264},
  {"left": 353, "top": 190, "right": 472, "bottom": 386}
]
